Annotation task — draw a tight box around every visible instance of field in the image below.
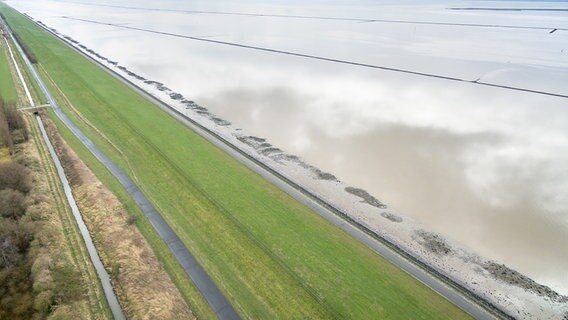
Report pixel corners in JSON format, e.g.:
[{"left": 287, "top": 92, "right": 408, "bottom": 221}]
[
  {"left": 0, "top": 40, "right": 17, "bottom": 103},
  {"left": 0, "top": 4, "right": 470, "bottom": 319}
]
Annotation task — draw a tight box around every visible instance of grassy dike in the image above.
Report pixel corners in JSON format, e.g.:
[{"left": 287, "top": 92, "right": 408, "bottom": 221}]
[
  {"left": 45, "top": 108, "right": 216, "bottom": 320},
  {"left": 0, "top": 40, "right": 17, "bottom": 102},
  {"left": 0, "top": 4, "right": 471, "bottom": 319},
  {"left": 1, "top": 34, "right": 46, "bottom": 105}
]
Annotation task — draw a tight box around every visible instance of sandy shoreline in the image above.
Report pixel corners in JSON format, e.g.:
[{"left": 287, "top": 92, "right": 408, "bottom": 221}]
[{"left": 35, "top": 18, "right": 568, "bottom": 319}]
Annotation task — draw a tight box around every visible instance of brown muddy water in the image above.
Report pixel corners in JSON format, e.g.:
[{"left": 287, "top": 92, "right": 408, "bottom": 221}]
[{"left": 10, "top": 0, "right": 568, "bottom": 294}]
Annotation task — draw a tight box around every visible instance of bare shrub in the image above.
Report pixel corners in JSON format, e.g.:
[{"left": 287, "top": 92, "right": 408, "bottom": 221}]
[
  {"left": 0, "top": 219, "right": 22, "bottom": 268},
  {"left": 3, "top": 103, "right": 28, "bottom": 142},
  {"left": 0, "top": 189, "right": 26, "bottom": 219},
  {"left": 126, "top": 214, "right": 137, "bottom": 225},
  {"left": 14, "top": 152, "right": 40, "bottom": 170},
  {"left": 0, "top": 104, "right": 11, "bottom": 149},
  {"left": 0, "top": 161, "right": 31, "bottom": 193},
  {"left": 0, "top": 261, "right": 35, "bottom": 319},
  {"left": 0, "top": 218, "right": 35, "bottom": 267},
  {"left": 0, "top": 100, "right": 28, "bottom": 149},
  {"left": 33, "top": 290, "right": 53, "bottom": 315}
]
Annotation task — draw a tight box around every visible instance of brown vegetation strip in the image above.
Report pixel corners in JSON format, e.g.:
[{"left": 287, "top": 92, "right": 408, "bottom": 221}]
[
  {"left": 41, "top": 113, "right": 195, "bottom": 320},
  {"left": 1, "top": 100, "right": 106, "bottom": 319}
]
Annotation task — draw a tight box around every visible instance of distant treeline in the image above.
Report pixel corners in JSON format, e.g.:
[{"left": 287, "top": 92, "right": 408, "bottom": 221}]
[{"left": 0, "top": 13, "right": 37, "bottom": 64}]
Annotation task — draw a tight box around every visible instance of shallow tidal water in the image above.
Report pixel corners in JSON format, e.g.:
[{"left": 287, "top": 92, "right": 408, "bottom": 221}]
[{"left": 10, "top": 0, "right": 568, "bottom": 294}]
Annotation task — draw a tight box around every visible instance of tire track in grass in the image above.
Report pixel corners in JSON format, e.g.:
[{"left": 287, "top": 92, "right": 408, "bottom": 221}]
[{"left": 38, "top": 62, "right": 140, "bottom": 183}]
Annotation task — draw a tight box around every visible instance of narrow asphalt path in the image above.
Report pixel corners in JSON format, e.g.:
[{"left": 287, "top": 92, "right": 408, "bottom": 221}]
[
  {"left": 32, "top": 17, "right": 506, "bottom": 320},
  {"left": 2, "top": 15, "right": 240, "bottom": 320}
]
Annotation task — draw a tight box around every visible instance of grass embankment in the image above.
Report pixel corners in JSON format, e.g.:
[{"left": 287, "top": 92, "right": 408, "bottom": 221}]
[
  {"left": 0, "top": 4, "right": 471, "bottom": 319},
  {"left": 0, "top": 40, "right": 17, "bottom": 103},
  {"left": 42, "top": 112, "right": 197, "bottom": 319},
  {"left": 1, "top": 34, "right": 45, "bottom": 106},
  {"left": 7, "top": 35, "right": 46, "bottom": 105}
]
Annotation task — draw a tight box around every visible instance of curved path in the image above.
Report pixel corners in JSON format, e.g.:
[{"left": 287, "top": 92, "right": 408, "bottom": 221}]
[{"left": 2, "top": 15, "right": 240, "bottom": 320}]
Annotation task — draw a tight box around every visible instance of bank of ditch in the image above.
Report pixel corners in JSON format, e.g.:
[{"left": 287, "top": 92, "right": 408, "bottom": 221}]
[
  {"left": 0, "top": 97, "right": 111, "bottom": 319},
  {"left": 40, "top": 111, "right": 197, "bottom": 319}
]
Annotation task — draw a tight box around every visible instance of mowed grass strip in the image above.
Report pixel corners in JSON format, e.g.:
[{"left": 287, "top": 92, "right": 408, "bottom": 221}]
[
  {"left": 45, "top": 108, "right": 217, "bottom": 320},
  {"left": 1, "top": 5, "right": 471, "bottom": 319},
  {"left": 2, "top": 35, "right": 46, "bottom": 105},
  {"left": 0, "top": 40, "right": 17, "bottom": 103}
]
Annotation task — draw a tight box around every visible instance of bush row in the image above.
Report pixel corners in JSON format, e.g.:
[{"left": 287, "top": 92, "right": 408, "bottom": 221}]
[
  {"left": 0, "top": 99, "right": 28, "bottom": 151},
  {"left": 0, "top": 96, "right": 82, "bottom": 318}
]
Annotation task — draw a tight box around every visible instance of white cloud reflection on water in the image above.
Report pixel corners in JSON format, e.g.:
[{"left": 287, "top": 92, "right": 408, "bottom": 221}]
[{"left": 10, "top": 0, "right": 568, "bottom": 294}]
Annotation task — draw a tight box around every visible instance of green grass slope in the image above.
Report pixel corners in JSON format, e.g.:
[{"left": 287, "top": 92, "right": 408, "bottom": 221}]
[
  {"left": 0, "top": 41, "right": 17, "bottom": 103},
  {"left": 0, "top": 4, "right": 471, "bottom": 319}
]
